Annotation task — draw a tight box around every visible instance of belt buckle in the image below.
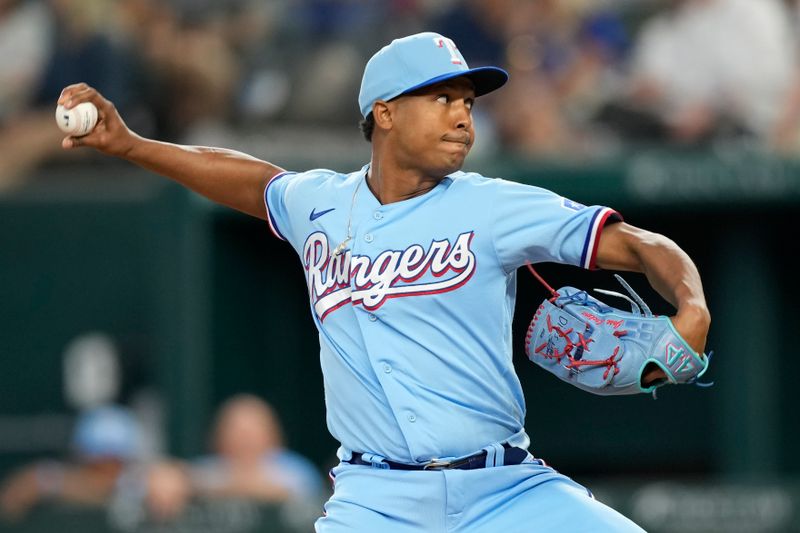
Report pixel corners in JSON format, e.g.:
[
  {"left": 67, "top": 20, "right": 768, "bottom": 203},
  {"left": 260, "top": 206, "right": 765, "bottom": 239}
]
[{"left": 422, "top": 458, "right": 453, "bottom": 470}]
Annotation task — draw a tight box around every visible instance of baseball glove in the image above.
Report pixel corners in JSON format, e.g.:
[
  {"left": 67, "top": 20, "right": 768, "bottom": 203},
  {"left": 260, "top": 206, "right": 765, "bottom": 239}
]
[{"left": 525, "top": 266, "right": 710, "bottom": 397}]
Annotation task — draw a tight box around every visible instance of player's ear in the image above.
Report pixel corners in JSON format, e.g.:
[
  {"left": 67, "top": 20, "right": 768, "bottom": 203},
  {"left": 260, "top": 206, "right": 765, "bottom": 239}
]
[{"left": 372, "top": 100, "right": 393, "bottom": 132}]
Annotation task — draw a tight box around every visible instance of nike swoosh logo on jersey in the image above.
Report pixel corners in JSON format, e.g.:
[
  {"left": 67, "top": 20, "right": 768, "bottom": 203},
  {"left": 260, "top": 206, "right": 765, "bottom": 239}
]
[{"left": 310, "top": 207, "right": 336, "bottom": 221}]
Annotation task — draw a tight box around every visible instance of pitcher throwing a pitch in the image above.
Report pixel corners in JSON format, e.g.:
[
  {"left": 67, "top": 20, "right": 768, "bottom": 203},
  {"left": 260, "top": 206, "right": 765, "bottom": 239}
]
[{"left": 58, "top": 33, "right": 710, "bottom": 532}]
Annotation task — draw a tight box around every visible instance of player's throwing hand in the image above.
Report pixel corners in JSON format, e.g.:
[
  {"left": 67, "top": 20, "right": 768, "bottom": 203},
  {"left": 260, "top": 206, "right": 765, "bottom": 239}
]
[{"left": 57, "top": 83, "right": 137, "bottom": 158}]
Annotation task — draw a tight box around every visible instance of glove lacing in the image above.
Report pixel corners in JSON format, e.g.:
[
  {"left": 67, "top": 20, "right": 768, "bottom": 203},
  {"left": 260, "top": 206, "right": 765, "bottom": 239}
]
[
  {"left": 524, "top": 263, "right": 623, "bottom": 384},
  {"left": 529, "top": 313, "right": 622, "bottom": 383}
]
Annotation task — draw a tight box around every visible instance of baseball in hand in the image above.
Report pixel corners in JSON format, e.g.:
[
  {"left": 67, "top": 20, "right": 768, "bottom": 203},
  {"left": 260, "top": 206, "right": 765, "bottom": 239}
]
[{"left": 55, "top": 102, "right": 98, "bottom": 137}]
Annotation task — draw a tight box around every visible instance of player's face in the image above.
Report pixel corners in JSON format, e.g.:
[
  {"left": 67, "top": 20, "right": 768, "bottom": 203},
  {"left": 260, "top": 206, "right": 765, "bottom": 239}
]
[{"left": 390, "top": 77, "right": 476, "bottom": 176}]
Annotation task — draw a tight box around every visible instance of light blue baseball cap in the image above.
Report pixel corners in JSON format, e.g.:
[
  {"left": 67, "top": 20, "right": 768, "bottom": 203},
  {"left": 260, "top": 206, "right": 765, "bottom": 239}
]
[
  {"left": 72, "top": 405, "right": 140, "bottom": 461},
  {"left": 358, "top": 32, "right": 509, "bottom": 118}
]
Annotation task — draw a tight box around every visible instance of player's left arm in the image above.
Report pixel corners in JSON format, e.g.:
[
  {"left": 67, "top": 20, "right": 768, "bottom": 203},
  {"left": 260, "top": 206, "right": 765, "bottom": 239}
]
[{"left": 595, "top": 221, "right": 711, "bottom": 357}]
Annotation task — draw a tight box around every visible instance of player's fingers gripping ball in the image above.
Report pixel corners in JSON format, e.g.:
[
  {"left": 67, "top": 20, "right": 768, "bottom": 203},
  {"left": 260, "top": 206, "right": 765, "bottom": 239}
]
[
  {"left": 525, "top": 266, "right": 710, "bottom": 396},
  {"left": 55, "top": 102, "right": 98, "bottom": 137}
]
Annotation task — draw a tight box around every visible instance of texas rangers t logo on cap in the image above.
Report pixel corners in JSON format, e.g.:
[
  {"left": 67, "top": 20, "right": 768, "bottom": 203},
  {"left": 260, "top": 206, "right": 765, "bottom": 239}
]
[
  {"left": 357, "top": 32, "right": 508, "bottom": 117},
  {"left": 434, "top": 37, "right": 463, "bottom": 65}
]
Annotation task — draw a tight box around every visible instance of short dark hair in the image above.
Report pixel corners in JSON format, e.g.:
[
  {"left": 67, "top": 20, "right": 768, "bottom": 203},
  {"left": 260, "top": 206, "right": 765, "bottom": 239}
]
[{"left": 359, "top": 113, "right": 375, "bottom": 142}]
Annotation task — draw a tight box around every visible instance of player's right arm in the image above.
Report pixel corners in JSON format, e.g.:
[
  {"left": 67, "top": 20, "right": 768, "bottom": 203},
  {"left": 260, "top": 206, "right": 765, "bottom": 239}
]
[{"left": 58, "top": 83, "right": 282, "bottom": 220}]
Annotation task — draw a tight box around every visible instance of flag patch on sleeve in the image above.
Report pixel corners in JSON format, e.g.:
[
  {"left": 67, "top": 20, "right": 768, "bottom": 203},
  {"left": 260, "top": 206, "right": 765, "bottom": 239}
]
[{"left": 561, "top": 198, "right": 586, "bottom": 211}]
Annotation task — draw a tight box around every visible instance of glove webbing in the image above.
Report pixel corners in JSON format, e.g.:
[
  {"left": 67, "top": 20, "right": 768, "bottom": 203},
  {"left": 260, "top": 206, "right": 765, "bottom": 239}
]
[
  {"left": 526, "top": 306, "right": 623, "bottom": 381},
  {"left": 525, "top": 261, "right": 625, "bottom": 384}
]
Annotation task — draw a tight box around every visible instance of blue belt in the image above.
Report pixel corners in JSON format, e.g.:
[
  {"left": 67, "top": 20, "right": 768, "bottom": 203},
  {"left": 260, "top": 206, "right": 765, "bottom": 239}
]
[{"left": 347, "top": 443, "right": 530, "bottom": 471}]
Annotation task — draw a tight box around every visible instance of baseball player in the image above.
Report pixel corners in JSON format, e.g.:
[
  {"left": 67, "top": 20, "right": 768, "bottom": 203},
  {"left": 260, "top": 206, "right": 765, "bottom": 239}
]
[{"left": 58, "top": 32, "right": 710, "bottom": 532}]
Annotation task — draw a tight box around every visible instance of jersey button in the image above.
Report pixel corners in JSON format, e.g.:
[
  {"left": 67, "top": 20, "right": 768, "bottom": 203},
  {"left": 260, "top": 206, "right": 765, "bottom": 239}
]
[
  {"left": 364, "top": 233, "right": 374, "bottom": 243},
  {"left": 407, "top": 413, "right": 416, "bottom": 423},
  {"left": 368, "top": 313, "right": 377, "bottom": 322},
  {"left": 373, "top": 211, "right": 383, "bottom": 220},
  {"left": 383, "top": 363, "right": 392, "bottom": 374}
]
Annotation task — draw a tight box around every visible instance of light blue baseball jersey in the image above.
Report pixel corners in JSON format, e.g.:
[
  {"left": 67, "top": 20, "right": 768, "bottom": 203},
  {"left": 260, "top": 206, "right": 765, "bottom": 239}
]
[{"left": 264, "top": 164, "right": 619, "bottom": 464}]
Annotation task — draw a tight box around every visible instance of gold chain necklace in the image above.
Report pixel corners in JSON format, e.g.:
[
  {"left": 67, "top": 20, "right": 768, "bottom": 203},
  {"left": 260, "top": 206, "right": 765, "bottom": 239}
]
[{"left": 332, "top": 175, "right": 364, "bottom": 257}]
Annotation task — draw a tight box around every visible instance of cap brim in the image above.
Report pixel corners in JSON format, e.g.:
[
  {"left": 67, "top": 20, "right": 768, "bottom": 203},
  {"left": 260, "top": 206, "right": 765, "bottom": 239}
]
[{"left": 400, "top": 66, "right": 509, "bottom": 99}]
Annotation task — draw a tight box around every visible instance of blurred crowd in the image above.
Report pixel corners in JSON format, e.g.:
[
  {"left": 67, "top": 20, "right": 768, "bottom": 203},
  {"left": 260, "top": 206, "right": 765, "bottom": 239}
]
[
  {"left": 0, "top": 396, "right": 324, "bottom": 528},
  {"left": 0, "top": 332, "right": 325, "bottom": 528},
  {"left": 2, "top": 0, "right": 800, "bottom": 189}
]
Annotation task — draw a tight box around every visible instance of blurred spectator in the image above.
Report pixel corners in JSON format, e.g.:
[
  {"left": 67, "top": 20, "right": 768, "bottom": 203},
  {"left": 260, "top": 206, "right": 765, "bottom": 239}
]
[
  {"left": 603, "top": 0, "right": 797, "bottom": 147},
  {"left": 0, "top": 0, "right": 58, "bottom": 190},
  {"left": 0, "top": 0, "right": 149, "bottom": 190},
  {"left": 32, "top": 0, "right": 139, "bottom": 110},
  {"left": 453, "top": 0, "right": 631, "bottom": 157},
  {"left": 0, "top": 405, "right": 141, "bottom": 522},
  {"left": 0, "top": 0, "right": 251, "bottom": 191},
  {"left": 431, "top": 0, "right": 510, "bottom": 68},
  {"left": 771, "top": 0, "right": 800, "bottom": 153},
  {"left": 0, "top": 0, "right": 53, "bottom": 122},
  {"left": 110, "top": 0, "right": 246, "bottom": 139},
  {"left": 108, "top": 459, "right": 194, "bottom": 527},
  {"left": 141, "top": 460, "right": 192, "bottom": 523},
  {"left": 223, "top": 1, "right": 292, "bottom": 123},
  {"left": 293, "top": 0, "right": 384, "bottom": 43},
  {"left": 190, "top": 394, "right": 323, "bottom": 503},
  {"left": 108, "top": 395, "right": 322, "bottom": 528},
  {"left": 278, "top": 1, "right": 385, "bottom": 124}
]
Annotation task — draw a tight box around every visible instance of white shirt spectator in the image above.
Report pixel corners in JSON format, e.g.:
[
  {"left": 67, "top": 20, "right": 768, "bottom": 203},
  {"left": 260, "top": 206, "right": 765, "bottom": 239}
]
[
  {"left": 0, "top": 0, "right": 53, "bottom": 121},
  {"left": 631, "top": 0, "right": 796, "bottom": 137}
]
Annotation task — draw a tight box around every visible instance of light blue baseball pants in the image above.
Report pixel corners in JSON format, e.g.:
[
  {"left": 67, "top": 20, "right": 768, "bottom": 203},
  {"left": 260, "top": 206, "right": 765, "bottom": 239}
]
[{"left": 315, "top": 460, "right": 645, "bottom": 532}]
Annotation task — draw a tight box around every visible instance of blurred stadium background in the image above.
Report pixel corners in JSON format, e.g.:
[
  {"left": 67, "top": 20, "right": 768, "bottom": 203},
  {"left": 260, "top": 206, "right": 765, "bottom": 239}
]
[{"left": 2, "top": 0, "right": 800, "bottom": 531}]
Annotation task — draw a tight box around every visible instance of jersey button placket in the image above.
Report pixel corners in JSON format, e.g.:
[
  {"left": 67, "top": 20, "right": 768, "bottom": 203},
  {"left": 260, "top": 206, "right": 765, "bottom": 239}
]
[{"left": 364, "top": 233, "right": 373, "bottom": 243}]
